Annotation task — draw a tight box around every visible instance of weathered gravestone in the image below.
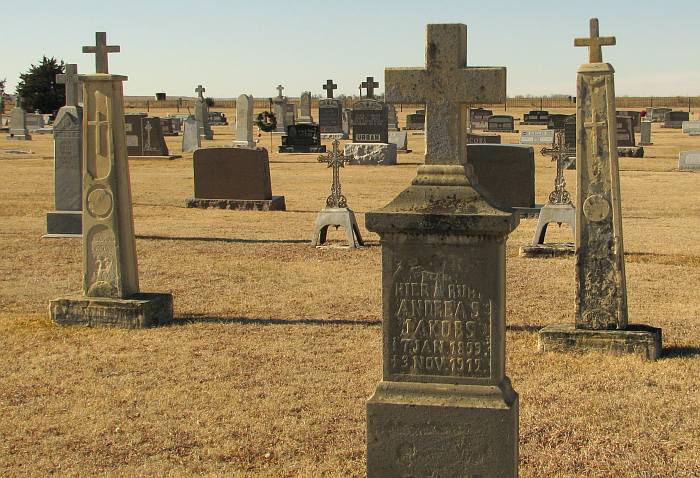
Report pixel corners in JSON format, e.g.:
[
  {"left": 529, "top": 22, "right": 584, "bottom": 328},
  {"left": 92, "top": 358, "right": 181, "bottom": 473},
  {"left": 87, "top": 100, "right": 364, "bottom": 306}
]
[
  {"left": 272, "top": 85, "right": 288, "bottom": 133},
  {"left": 405, "top": 109, "right": 425, "bottom": 130},
  {"left": 233, "top": 94, "right": 256, "bottom": 148},
  {"left": 50, "top": 31, "right": 173, "bottom": 328},
  {"left": 25, "top": 112, "right": 46, "bottom": 132},
  {"left": 319, "top": 79, "right": 343, "bottom": 137},
  {"left": 467, "top": 133, "right": 501, "bottom": 144},
  {"left": 297, "top": 91, "right": 313, "bottom": 124},
  {"left": 388, "top": 130, "right": 411, "bottom": 152},
  {"left": 520, "top": 129, "right": 555, "bottom": 145},
  {"left": 646, "top": 107, "right": 672, "bottom": 122},
  {"left": 522, "top": 110, "right": 550, "bottom": 125},
  {"left": 469, "top": 107, "right": 492, "bottom": 130},
  {"left": 678, "top": 150, "right": 700, "bottom": 170},
  {"left": 639, "top": 120, "right": 653, "bottom": 145},
  {"left": 6, "top": 99, "right": 31, "bottom": 140},
  {"left": 366, "top": 23, "right": 517, "bottom": 477},
  {"left": 616, "top": 116, "right": 635, "bottom": 147},
  {"left": 194, "top": 85, "right": 214, "bottom": 140},
  {"left": 617, "top": 110, "right": 641, "bottom": 132},
  {"left": 548, "top": 113, "right": 574, "bottom": 130},
  {"left": 467, "top": 144, "right": 535, "bottom": 211},
  {"left": 538, "top": 18, "right": 662, "bottom": 360},
  {"left": 346, "top": 78, "right": 396, "bottom": 165},
  {"left": 46, "top": 63, "right": 82, "bottom": 237},
  {"left": 279, "top": 123, "right": 326, "bottom": 153},
  {"left": 663, "top": 111, "right": 689, "bottom": 129},
  {"left": 186, "top": 147, "right": 286, "bottom": 210},
  {"left": 487, "top": 114, "right": 517, "bottom": 132},
  {"left": 682, "top": 120, "right": 700, "bottom": 136},
  {"left": 182, "top": 116, "right": 200, "bottom": 153}
]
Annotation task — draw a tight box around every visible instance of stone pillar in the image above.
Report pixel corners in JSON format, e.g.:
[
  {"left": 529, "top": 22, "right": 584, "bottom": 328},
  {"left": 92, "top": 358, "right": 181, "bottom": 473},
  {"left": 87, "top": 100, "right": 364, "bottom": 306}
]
[
  {"left": 272, "top": 96, "right": 288, "bottom": 133},
  {"left": 538, "top": 18, "right": 661, "bottom": 360},
  {"left": 233, "top": 94, "right": 256, "bottom": 148},
  {"left": 195, "top": 98, "right": 213, "bottom": 140}
]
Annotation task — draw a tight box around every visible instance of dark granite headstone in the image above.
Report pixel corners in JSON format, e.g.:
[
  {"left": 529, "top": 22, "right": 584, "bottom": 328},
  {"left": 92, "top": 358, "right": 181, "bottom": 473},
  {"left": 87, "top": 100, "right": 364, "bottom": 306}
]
[
  {"left": 469, "top": 108, "right": 492, "bottom": 130},
  {"left": 124, "top": 114, "right": 170, "bottom": 156},
  {"left": 487, "top": 115, "right": 516, "bottom": 132},
  {"left": 319, "top": 98, "right": 343, "bottom": 133},
  {"left": 352, "top": 99, "right": 388, "bottom": 143},
  {"left": 192, "top": 147, "right": 272, "bottom": 200},
  {"left": 124, "top": 113, "right": 147, "bottom": 156},
  {"left": 405, "top": 110, "right": 425, "bottom": 130},
  {"left": 465, "top": 144, "right": 535, "bottom": 210},
  {"left": 548, "top": 114, "right": 574, "bottom": 130},
  {"left": 279, "top": 123, "right": 326, "bottom": 153},
  {"left": 616, "top": 116, "right": 635, "bottom": 147},
  {"left": 664, "top": 111, "right": 689, "bottom": 129},
  {"left": 467, "top": 133, "right": 501, "bottom": 144},
  {"left": 617, "top": 110, "right": 641, "bottom": 133},
  {"left": 160, "top": 118, "right": 178, "bottom": 136},
  {"left": 522, "top": 110, "right": 550, "bottom": 125},
  {"left": 564, "top": 115, "right": 577, "bottom": 148}
]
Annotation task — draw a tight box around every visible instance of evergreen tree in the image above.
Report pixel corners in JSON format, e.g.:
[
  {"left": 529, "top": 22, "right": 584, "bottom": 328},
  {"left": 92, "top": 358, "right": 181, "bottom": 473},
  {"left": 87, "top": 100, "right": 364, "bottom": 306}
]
[{"left": 16, "top": 57, "right": 65, "bottom": 114}]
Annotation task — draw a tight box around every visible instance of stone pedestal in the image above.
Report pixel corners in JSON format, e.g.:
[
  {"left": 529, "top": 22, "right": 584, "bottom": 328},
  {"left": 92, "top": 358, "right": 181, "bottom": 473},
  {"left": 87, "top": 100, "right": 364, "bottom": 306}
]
[
  {"left": 45, "top": 211, "right": 82, "bottom": 237},
  {"left": 538, "top": 323, "right": 662, "bottom": 360},
  {"left": 344, "top": 143, "right": 397, "bottom": 165},
  {"left": 311, "top": 207, "right": 363, "bottom": 248},
  {"left": 519, "top": 203, "right": 576, "bottom": 257},
  {"left": 50, "top": 292, "right": 173, "bottom": 328},
  {"left": 185, "top": 196, "right": 286, "bottom": 211}
]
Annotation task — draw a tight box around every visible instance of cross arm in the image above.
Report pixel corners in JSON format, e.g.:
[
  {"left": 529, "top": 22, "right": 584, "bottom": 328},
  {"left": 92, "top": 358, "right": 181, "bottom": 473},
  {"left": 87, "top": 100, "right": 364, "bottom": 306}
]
[
  {"left": 455, "top": 67, "right": 506, "bottom": 104},
  {"left": 384, "top": 68, "right": 429, "bottom": 103}
]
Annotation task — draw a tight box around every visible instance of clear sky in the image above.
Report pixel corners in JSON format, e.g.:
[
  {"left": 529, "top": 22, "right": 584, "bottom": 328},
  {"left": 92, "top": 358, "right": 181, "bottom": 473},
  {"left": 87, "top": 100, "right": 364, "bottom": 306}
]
[{"left": 2, "top": 0, "right": 698, "bottom": 98}]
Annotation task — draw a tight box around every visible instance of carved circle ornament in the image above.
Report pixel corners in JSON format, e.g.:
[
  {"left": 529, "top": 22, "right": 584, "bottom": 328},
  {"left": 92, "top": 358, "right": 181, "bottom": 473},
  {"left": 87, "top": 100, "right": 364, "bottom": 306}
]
[
  {"left": 582, "top": 194, "right": 610, "bottom": 222},
  {"left": 86, "top": 187, "right": 114, "bottom": 219}
]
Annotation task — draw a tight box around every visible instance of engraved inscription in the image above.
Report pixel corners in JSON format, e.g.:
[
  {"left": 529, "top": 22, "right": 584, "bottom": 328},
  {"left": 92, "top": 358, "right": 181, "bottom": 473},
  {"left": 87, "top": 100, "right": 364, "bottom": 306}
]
[
  {"left": 389, "top": 263, "right": 491, "bottom": 379},
  {"left": 86, "top": 187, "right": 113, "bottom": 219},
  {"left": 86, "top": 225, "right": 118, "bottom": 297},
  {"left": 357, "top": 133, "right": 381, "bottom": 142},
  {"left": 582, "top": 194, "right": 610, "bottom": 222}
]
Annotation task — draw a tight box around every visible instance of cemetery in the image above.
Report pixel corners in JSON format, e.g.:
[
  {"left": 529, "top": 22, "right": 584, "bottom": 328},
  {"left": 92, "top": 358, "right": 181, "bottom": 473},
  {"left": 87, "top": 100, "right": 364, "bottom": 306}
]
[{"left": 0, "top": 11, "right": 698, "bottom": 478}]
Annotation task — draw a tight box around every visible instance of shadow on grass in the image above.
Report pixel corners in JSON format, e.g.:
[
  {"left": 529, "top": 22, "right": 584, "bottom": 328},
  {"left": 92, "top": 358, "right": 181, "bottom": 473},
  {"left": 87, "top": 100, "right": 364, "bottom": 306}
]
[
  {"left": 171, "top": 314, "right": 382, "bottom": 328},
  {"left": 506, "top": 324, "right": 543, "bottom": 333},
  {"left": 662, "top": 346, "right": 700, "bottom": 359}
]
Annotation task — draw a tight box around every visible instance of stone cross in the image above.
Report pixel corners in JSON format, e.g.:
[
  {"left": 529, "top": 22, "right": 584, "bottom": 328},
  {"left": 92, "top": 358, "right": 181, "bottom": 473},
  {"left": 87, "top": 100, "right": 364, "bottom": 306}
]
[
  {"left": 385, "top": 24, "right": 506, "bottom": 165},
  {"left": 574, "top": 18, "right": 616, "bottom": 63},
  {"left": 317, "top": 139, "right": 350, "bottom": 209},
  {"left": 361, "top": 77, "right": 379, "bottom": 99},
  {"left": 82, "top": 32, "right": 120, "bottom": 74},
  {"left": 56, "top": 64, "right": 80, "bottom": 107},
  {"left": 323, "top": 79, "right": 337, "bottom": 99},
  {"left": 276, "top": 84, "right": 284, "bottom": 97},
  {"left": 540, "top": 131, "right": 573, "bottom": 205},
  {"left": 195, "top": 85, "right": 205, "bottom": 99}
]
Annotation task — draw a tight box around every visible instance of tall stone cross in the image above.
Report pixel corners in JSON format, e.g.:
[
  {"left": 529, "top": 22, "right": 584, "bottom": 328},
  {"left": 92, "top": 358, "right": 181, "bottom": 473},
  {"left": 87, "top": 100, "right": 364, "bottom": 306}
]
[
  {"left": 276, "top": 84, "right": 284, "bottom": 97},
  {"left": 323, "top": 79, "right": 337, "bottom": 99},
  {"left": 195, "top": 85, "right": 205, "bottom": 99},
  {"left": 82, "top": 32, "right": 120, "bottom": 74},
  {"left": 56, "top": 64, "right": 80, "bottom": 107},
  {"left": 574, "top": 18, "right": 616, "bottom": 63},
  {"left": 385, "top": 24, "right": 506, "bottom": 165},
  {"left": 361, "top": 77, "right": 379, "bottom": 99}
]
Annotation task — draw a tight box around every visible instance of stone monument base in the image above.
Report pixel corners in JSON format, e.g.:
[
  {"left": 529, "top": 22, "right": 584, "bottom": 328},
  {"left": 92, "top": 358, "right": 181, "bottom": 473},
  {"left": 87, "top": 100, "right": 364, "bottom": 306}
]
[
  {"left": 519, "top": 243, "right": 575, "bottom": 257},
  {"left": 50, "top": 292, "right": 173, "bottom": 328},
  {"left": 367, "top": 380, "right": 518, "bottom": 478},
  {"left": 278, "top": 145, "right": 327, "bottom": 153},
  {"left": 538, "top": 323, "right": 662, "bottom": 360},
  {"left": 344, "top": 143, "right": 397, "bottom": 165},
  {"left": 45, "top": 211, "right": 82, "bottom": 237},
  {"left": 320, "top": 132, "right": 346, "bottom": 139},
  {"left": 311, "top": 207, "right": 363, "bottom": 248},
  {"left": 128, "top": 155, "right": 182, "bottom": 161},
  {"left": 513, "top": 204, "right": 543, "bottom": 219},
  {"left": 185, "top": 196, "right": 286, "bottom": 211}
]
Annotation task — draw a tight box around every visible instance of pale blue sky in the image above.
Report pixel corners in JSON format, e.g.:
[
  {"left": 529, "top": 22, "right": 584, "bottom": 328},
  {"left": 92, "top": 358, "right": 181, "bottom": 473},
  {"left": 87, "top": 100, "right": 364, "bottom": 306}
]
[{"left": 2, "top": 0, "right": 698, "bottom": 98}]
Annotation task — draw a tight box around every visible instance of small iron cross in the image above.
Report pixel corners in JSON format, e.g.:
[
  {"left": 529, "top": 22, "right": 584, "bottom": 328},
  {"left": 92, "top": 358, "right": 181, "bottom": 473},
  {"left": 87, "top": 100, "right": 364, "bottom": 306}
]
[
  {"left": 574, "top": 18, "right": 615, "bottom": 63},
  {"left": 361, "top": 77, "right": 379, "bottom": 99},
  {"left": 318, "top": 139, "right": 351, "bottom": 209},
  {"left": 82, "top": 32, "right": 120, "bottom": 74},
  {"left": 323, "top": 79, "right": 337, "bottom": 99},
  {"left": 540, "top": 131, "right": 574, "bottom": 205}
]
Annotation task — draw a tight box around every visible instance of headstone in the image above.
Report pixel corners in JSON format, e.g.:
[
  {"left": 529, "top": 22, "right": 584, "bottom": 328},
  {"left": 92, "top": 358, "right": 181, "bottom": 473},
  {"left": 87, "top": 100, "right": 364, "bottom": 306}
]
[
  {"left": 343, "top": 143, "right": 397, "bottom": 165},
  {"left": 124, "top": 112, "right": 147, "bottom": 155},
  {"left": 405, "top": 109, "right": 425, "bottom": 130},
  {"left": 539, "top": 18, "right": 661, "bottom": 360},
  {"left": 160, "top": 118, "right": 178, "bottom": 136},
  {"left": 279, "top": 123, "right": 326, "bottom": 153},
  {"left": 487, "top": 115, "right": 517, "bottom": 132},
  {"left": 272, "top": 85, "right": 288, "bottom": 133},
  {"left": 284, "top": 102, "right": 296, "bottom": 128},
  {"left": 663, "top": 111, "right": 689, "bottom": 129},
  {"left": 342, "top": 108, "right": 351, "bottom": 138},
  {"left": 386, "top": 103, "right": 400, "bottom": 131},
  {"left": 616, "top": 115, "right": 635, "bottom": 147},
  {"left": 520, "top": 129, "right": 555, "bottom": 145},
  {"left": 639, "top": 120, "right": 653, "bottom": 145},
  {"left": 617, "top": 110, "right": 641, "bottom": 132},
  {"left": 6, "top": 102, "right": 31, "bottom": 140},
  {"left": 50, "top": 31, "right": 173, "bottom": 328},
  {"left": 682, "top": 120, "right": 700, "bottom": 136},
  {"left": 194, "top": 85, "right": 213, "bottom": 140},
  {"left": 186, "top": 146, "right": 286, "bottom": 211},
  {"left": 297, "top": 91, "right": 313, "bottom": 123},
  {"left": 208, "top": 111, "right": 228, "bottom": 125},
  {"left": 352, "top": 99, "right": 388, "bottom": 143},
  {"left": 467, "top": 133, "right": 501, "bottom": 144},
  {"left": 182, "top": 116, "right": 200, "bottom": 152},
  {"left": 466, "top": 144, "right": 535, "bottom": 210},
  {"left": 548, "top": 113, "right": 574, "bottom": 130},
  {"left": 388, "top": 130, "right": 410, "bottom": 152},
  {"left": 564, "top": 115, "right": 577, "bottom": 148},
  {"left": 319, "top": 79, "right": 343, "bottom": 136},
  {"left": 233, "top": 94, "right": 256, "bottom": 148},
  {"left": 25, "top": 112, "right": 46, "bottom": 131},
  {"left": 521, "top": 110, "right": 550, "bottom": 125},
  {"left": 124, "top": 114, "right": 172, "bottom": 157},
  {"left": 367, "top": 23, "right": 517, "bottom": 477},
  {"left": 678, "top": 150, "right": 700, "bottom": 170},
  {"left": 646, "top": 107, "right": 672, "bottom": 122},
  {"left": 469, "top": 107, "right": 492, "bottom": 130},
  {"left": 46, "top": 63, "right": 82, "bottom": 237}
]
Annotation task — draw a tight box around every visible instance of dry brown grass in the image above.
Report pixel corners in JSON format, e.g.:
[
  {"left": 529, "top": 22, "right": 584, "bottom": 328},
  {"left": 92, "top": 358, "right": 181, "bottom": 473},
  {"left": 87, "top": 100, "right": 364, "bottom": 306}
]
[{"left": 0, "top": 108, "right": 698, "bottom": 477}]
